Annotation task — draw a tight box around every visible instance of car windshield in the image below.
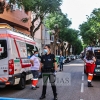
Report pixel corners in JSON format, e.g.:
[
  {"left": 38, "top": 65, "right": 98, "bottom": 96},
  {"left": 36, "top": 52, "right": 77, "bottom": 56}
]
[{"left": 0, "top": 40, "right": 8, "bottom": 60}]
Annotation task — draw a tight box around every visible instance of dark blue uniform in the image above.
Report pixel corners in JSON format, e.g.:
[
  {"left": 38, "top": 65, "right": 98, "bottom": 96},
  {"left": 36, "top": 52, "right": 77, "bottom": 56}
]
[{"left": 41, "top": 53, "right": 57, "bottom": 98}]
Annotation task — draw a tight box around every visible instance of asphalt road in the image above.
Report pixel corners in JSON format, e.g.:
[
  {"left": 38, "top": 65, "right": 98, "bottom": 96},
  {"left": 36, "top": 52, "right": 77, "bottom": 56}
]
[{"left": 0, "top": 59, "right": 100, "bottom": 100}]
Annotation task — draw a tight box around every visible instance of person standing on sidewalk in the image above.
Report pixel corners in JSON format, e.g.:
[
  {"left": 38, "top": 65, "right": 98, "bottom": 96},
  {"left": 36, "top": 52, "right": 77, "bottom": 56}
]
[
  {"left": 40, "top": 45, "right": 58, "bottom": 100},
  {"left": 59, "top": 54, "right": 64, "bottom": 71},
  {"left": 30, "top": 50, "right": 40, "bottom": 90},
  {"left": 83, "top": 50, "right": 96, "bottom": 87}
]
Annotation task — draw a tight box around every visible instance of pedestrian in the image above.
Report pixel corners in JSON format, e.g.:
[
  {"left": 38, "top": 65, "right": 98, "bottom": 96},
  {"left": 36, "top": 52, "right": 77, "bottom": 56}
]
[
  {"left": 30, "top": 50, "right": 40, "bottom": 90},
  {"left": 59, "top": 53, "right": 64, "bottom": 71},
  {"left": 39, "top": 45, "right": 58, "bottom": 100},
  {"left": 83, "top": 50, "right": 96, "bottom": 87}
]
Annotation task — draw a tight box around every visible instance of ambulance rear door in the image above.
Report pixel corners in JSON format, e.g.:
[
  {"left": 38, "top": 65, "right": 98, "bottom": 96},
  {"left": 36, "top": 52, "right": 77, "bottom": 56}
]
[{"left": 0, "top": 29, "right": 9, "bottom": 85}]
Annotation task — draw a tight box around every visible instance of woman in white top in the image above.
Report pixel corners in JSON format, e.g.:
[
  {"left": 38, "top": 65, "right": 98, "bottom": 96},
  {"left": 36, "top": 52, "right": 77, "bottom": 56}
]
[
  {"left": 83, "top": 50, "right": 96, "bottom": 87},
  {"left": 30, "top": 51, "right": 40, "bottom": 90}
]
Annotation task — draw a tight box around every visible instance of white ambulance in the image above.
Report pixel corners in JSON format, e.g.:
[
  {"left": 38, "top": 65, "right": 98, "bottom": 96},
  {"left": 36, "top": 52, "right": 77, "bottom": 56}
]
[
  {"left": 0, "top": 23, "right": 38, "bottom": 89},
  {"left": 84, "top": 47, "right": 100, "bottom": 76}
]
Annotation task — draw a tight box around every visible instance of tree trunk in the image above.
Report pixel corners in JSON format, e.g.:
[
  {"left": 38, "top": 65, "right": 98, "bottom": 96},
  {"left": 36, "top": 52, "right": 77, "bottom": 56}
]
[
  {"left": 32, "top": 21, "right": 42, "bottom": 36},
  {"left": 30, "top": 15, "right": 43, "bottom": 38},
  {"left": 30, "top": 16, "right": 38, "bottom": 37},
  {"left": 65, "top": 48, "right": 66, "bottom": 56},
  {"left": 52, "top": 30, "right": 59, "bottom": 54},
  {"left": 0, "top": 0, "right": 5, "bottom": 14},
  {"left": 68, "top": 44, "right": 71, "bottom": 55},
  {"left": 59, "top": 41, "right": 64, "bottom": 55}
]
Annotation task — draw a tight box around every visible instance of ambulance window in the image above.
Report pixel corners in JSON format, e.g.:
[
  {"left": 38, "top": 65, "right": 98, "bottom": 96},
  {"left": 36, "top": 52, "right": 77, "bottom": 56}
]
[
  {"left": 94, "top": 50, "right": 100, "bottom": 59},
  {"left": 0, "top": 40, "right": 7, "bottom": 60},
  {"left": 26, "top": 44, "right": 34, "bottom": 58},
  {"left": 34, "top": 46, "right": 38, "bottom": 51}
]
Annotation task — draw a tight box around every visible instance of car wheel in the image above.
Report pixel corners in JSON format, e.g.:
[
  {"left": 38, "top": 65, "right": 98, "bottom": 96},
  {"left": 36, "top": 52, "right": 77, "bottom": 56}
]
[{"left": 18, "top": 74, "right": 26, "bottom": 90}]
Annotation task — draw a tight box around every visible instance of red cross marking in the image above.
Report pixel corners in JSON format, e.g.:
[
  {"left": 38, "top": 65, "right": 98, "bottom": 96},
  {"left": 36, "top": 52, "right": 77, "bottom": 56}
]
[{"left": 0, "top": 44, "right": 4, "bottom": 53}]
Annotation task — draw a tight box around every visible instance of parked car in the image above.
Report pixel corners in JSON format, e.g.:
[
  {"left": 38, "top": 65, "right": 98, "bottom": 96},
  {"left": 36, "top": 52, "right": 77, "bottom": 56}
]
[
  {"left": 55, "top": 55, "right": 60, "bottom": 66},
  {"left": 70, "top": 55, "right": 76, "bottom": 60},
  {"left": 55, "top": 55, "right": 66, "bottom": 64},
  {"left": 63, "top": 56, "right": 67, "bottom": 63},
  {"left": 65, "top": 56, "right": 71, "bottom": 63},
  {"left": 75, "top": 55, "right": 80, "bottom": 59}
]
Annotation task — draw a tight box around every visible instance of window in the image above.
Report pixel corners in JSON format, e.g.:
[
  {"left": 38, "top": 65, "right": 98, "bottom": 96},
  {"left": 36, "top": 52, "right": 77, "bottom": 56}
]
[
  {"left": 26, "top": 44, "right": 39, "bottom": 58},
  {"left": 94, "top": 50, "right": 100, "bottom": 59},
  {"left": 26, "top": 44, "right": 34, "bottom": 58},
  {"left": 34, "top": 46, "right": 38, "bottom": 51},
  {"left": 0, "top": 40, "right": 7, "bottom": 60}
]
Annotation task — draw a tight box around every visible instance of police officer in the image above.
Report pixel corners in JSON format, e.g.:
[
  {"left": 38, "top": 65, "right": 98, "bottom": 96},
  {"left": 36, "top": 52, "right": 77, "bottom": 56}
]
[{"left": 40, "top": 45, "right": 58, "bottom": 100}]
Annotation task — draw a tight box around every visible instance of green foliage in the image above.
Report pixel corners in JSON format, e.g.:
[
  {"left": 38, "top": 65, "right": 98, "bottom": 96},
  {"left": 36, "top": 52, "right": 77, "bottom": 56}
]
[
  {"left": 45, "top": 12, "right": 71, "bottom": 31},
  {"left": 73, "top": 39, "right": 83, "bottom": 54},
  {"left": 45, "top": 12, "right": 83, "bottom": 54},
  {"left": 9, "top": 0, "right": 62, "bottom": 36},
  {"left": 60, "top": 28, "right": 79, "bottom": 44},
  {"left": 79, "top": 22, "right": 95, "bottom": 45},
  {"left": 9, "top": 0, "right": 62, "bottom": 17},
  {"left": 89, "top": 8, "right": 100, "bottom": 33},
  {"left": 79, "top": 8, "right": 100, "bottom": 46},
  {"left": 60, "top": 28, "right": 83, "bottom": 54}
]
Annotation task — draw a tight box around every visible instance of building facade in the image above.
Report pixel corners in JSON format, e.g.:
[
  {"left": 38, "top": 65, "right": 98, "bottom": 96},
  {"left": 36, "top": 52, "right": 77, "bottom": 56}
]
[{"left": 0, "top": 0, "right": 31, "bottom": 34}]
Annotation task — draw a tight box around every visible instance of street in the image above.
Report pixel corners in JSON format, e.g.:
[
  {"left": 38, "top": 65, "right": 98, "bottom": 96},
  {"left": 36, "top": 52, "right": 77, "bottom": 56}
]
[{"left": 0, "top": 59, "right": 100, "bottom": 100}]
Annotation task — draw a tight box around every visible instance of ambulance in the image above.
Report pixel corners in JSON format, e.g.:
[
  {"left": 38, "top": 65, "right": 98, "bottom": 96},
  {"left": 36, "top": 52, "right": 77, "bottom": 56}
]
[
  {"left": 0, "top": 23, "right": 38, "bottom": 89},
  {"left": 84, "top": 47, "right": 100, "bottom": 76}
]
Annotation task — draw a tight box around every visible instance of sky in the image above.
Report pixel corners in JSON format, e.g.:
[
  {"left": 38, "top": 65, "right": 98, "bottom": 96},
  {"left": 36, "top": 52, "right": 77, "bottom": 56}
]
[{"left": 60, "top": 0, "right": 100, "bottom": 30}]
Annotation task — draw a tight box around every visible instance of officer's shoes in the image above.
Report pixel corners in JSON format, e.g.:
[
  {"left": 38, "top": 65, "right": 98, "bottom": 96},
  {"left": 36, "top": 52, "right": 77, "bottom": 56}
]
[
  {"left": 31, "top": 87, "right": 36, "bottom": 90},
  {"left": 53, "top": 96, "right": 58, "bottom": 100},
  {"left": 39, "top": 95, "right": 45, "bottom": 99}
]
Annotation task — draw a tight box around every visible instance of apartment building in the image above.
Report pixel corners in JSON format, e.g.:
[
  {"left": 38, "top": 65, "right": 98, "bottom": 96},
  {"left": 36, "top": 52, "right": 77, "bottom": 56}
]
[{"left": 0, "top": 0, "right": 31, "bottom": 34}]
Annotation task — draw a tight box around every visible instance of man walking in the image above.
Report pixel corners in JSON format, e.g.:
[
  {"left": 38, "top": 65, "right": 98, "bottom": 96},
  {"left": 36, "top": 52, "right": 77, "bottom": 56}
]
[
  {"left": 40, "top": 45, "right": 58, "bottom": 100},
  {"left": 59, "top": 53, "right": 64, "bottom": 71}
]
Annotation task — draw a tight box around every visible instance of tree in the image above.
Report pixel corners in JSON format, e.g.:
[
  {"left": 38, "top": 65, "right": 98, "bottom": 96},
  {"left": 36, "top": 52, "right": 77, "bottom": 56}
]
[
  {"left": 8, "top": 0, "right": 62, "bottom": 37},
  {"left": 72, "top": 39, "right": 83, "bottom": 54},
  {"left": 45, "top": 12, "right": 71, "bottom": 54},
  {"left": 0, "top": 0, "right": 5, "bottom": 14},
  {"left": 79, "top": 22, "right": 95, "bottom": 45},
  {"left": 79, "top": 8, "right": 100, "bottom": 46},
  {"left": 59, "top": 28, "right": 82, "bottom": 55},
  {"left": 89, "top": 8, "right": 100, "bottom": 34}
]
